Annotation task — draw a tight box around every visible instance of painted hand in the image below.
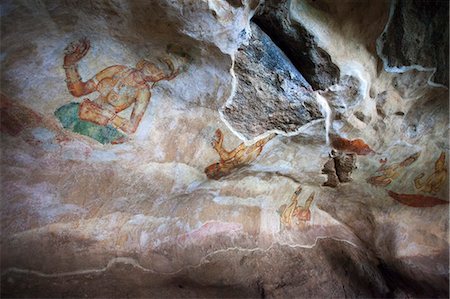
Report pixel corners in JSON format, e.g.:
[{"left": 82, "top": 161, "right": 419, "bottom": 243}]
[
  {"left": 211, "top": 129, "right": 223, "bottom": 148},
  {"left": 64, "top": 37, "right": 90, "bottom": 66}
]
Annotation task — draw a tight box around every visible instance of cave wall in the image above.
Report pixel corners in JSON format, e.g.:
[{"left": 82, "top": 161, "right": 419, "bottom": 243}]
[{"left": 1, "top": 0, "right": 448, "bottom": 298}]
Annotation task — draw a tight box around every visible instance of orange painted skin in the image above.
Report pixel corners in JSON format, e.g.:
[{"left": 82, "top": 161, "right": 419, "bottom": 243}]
[
  {"left": 414, "top": 152, "right": 447, "bottom": 194},
  {"left": 204, "top": 129, "right": 275, "bottom": 179},
  {"left": 281, "top": 186, "right": 315, "bottom": 227},
  {"left": 367, "top": 152, "right": 420, "bottom": 187},
  {"left": 331, "top": 136, "right": 375, "bottom": 155},
  {"left": 387, "top": 190, "right": 449, "bottom": 207},
  {"left": 63, "top": 38, "right": 183, "bottom": 139}
]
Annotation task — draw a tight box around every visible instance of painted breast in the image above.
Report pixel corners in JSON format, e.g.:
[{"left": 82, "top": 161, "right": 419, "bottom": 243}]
[
  {"left": 97, "top": 78, "right": 114, "bottom": 97},
  {"left": 110, "top": 85, "right": 138, "bottom": 112}
]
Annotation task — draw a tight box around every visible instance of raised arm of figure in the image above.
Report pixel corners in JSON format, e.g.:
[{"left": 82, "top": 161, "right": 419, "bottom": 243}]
[
  {"left": 281, "top": 186, "right": 302, "bottom": 226},
  {"left": 64, "top": 38, "right": 128, "bottom": 97},
  {"left": 63, "top": 38, "right": 97, "bottom": 97},
  {"left": 304, "top": 192, "right": 315, "bottom": 209},
  {"left": 212, "top": 129, "right": 237, "bottom": 161}
]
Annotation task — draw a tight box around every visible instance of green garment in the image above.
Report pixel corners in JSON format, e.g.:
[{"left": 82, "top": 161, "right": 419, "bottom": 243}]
[{"left": 55, "top": 102, "right": 125, "bottom": 144}]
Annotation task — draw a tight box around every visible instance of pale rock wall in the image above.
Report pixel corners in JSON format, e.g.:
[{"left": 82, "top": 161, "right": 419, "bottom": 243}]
[{"left": 1, "top": 0, "right": 448, "bottom": 297}]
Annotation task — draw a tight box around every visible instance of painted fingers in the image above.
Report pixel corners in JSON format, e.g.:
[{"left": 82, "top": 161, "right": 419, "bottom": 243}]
[{"left": 64, "top": 37, "right": 90, "bottom": 66}]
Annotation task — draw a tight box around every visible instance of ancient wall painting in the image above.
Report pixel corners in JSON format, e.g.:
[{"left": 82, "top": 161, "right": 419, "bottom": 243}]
[
  {"left": 387, "top": 191, "right": 449, "bottom": 208},
  {"left": 279, "top": 186, "right": 315, "bottom": 229},
  {"left": 386, "top": 152, "right": 448, "bottom": 208},
  {"left": 204, "top": 129, "right": 275, "bottom": 179},
  {"left": 330, "top": 135, "right": 375, "bottom": 155},
  {"left": 55, "top": 38, "right": 189, "bottom": 144},
  {"left": 366, "top": 152, "right": 420, "bottom": 187},
  {"left": 322, "top": 150, "right": 357, "bottom": 188},
  {"left": 414, "top": 152, "right": 447, "bottom": 194}
]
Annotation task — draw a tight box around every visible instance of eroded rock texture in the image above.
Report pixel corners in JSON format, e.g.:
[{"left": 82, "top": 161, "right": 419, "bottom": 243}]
[
  {"left": 253, "top": 0, "right": 340, "bottom": 90},
  {"left": 1, "top": 0, "right": 449, "bottom": 298},
  {"left": 377, "top": 0, "right": 449, "bottom": 87},
  {"left": 222, "top": 23, "right": 323, "bottom": 140}
]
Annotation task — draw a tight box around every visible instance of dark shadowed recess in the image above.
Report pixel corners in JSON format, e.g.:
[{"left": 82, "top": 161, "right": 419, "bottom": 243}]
[
  {"left": 253, "top": 0, "right": 340, "bottom": 90},
  {"left": 378, "top": 0, "right": 449, "bottom": 87}
]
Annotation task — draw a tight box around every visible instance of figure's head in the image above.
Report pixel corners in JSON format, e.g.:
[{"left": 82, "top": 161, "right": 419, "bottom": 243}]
[
  {"left": 205, "top": 162, "right": 228, "bottom": 180},
  {"left": 136, "top": 59, "right": 168, "bottom": 82},
  {"left": 435, "top": 152, "right": 446, "bottom": 171}
]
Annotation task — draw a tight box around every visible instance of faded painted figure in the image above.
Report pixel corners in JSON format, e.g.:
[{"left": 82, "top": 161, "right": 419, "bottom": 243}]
[
  {"left": 414, "top": 152, "right": 447, "bottom": 194},
  {"left": 366, "top": 152, "right": 420, "bottom": 187},
  {"left": 280, "top": 186, "right": 315, "bottom": 228},
  {"left": 205, "top": 129, "right": 275, "bottom": 179},
  {"left": 56, "top": 38, "right": 187, "bottom": 144}
]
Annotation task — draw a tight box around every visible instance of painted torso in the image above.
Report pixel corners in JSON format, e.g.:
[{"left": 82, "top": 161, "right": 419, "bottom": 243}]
[{"left": 96, "top": 67, "right": 147, "bottom": 112}]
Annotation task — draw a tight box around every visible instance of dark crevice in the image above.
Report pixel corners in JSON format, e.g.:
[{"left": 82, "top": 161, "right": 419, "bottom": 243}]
[
  {"left": 377, "top": 261, "right": 449, "bottom": 298},
  {"left": 253, "top": 0, "right": 340, "bottom": 90}
]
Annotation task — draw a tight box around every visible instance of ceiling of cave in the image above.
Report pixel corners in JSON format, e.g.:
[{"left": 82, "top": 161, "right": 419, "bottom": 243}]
[{"left": 0, "top": 0, "right": 448, "bottom": 298}]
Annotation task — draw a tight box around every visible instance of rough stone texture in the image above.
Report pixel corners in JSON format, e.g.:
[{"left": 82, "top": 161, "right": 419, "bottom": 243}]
[
  {"left": 253, "top": 0, "right": 340, "bottom": 90},
  {"left": 319, "top": 75, "right": 364, "bottom": 121},
  {"left": 377, "top": 0, "right": 449, "bottom": 87},
  {"left": 221, "top": 23, "right": 323, "bottom": 141},
  {"left": 1, "top": 0, "right": 449, "bottom": 298},
  {"left": 2, "top": 239, "right": 389, "bottom": 298}
]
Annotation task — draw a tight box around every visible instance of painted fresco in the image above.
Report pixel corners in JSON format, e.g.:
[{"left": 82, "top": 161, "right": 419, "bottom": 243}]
[
  {"left": 330, "top": 135, "right": 375, "bottom": 155},
  {"left": 1, "top": 0, "right": 449, "bottom": 297},
  {"left": 414, "top": 152, "right": 447, "bottom": 194},
  {"left": 366, "top": 152, "right": 420, "bottom": 187},
  {"left": 387, "top": 152, "right": 448, "bottom": 207},
  {"left": 279, "top": 186, "right": 315, "bottom": 228},
  {"left": 387, "top": 191, "right": 448, "bottom": 208},
  {"left": 56, "top": 38, "right": 189, "bottom": 144},
  {"left": 204, "top": 129, "right": 275, "bottom": 179}
]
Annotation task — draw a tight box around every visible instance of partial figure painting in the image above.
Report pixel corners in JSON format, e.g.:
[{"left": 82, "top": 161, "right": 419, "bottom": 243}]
[
  {"left": 414, "top": 152, "right": 447, "bottom": 194},
  {"left": 280, "top": 185, "right": 315, "bottom": 228},
  {"left": 366, "top": 152, "right": 420, "bottom": 187},
  {"left": 55, "top": 38, "right": 189, "bottom": 144},
  {"left": 205, "top": 129, "right": 275, "bottom": 179},
  {"left": 387, "top": 152, "right": 448, "bottom": 208}
]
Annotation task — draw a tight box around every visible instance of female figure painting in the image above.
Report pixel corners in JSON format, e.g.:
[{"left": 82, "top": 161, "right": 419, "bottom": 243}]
[
  {"left": 55, "top": 38, "right": 188, "bottom": 144},
  {"left": 414, "top": 152, "right": 447, "bottom": 194},
  {"left": 280, "top": 186, "right": 315, "bottom": 228},
  {"left": 204, "top": 129, "right": 275, "bottom": 179}
]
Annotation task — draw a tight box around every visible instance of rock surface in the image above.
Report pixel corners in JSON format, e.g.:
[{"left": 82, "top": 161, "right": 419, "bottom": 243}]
[
  {"left": 1, "top": 0, "right": 448, "bottom": 298},
  {"left": 377, "top": 0, "right": 449, "bottom": 87},
  {"left": 253, "top": 0, "right": 340, "bottom": 90},
  {"left": 221, "top": 23, "right": 323, "bottom": 141}
]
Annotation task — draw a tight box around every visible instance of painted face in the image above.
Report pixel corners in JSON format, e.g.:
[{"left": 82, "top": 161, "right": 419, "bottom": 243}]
[{"left": 136, "top": 59, "right": 165, "bottom": 82}]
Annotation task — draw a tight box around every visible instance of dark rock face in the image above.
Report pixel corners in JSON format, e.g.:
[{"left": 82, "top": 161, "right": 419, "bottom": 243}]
[
  {"left": 222, "top": 23, "right": 323, "bottom": 140},
  {"left": 322, "top": 151, "right": 357, "bottom": 188},
  {"left": 1, "top": 239, "right": 389, "bottom": 298},
  {"left": 253, "top": 0, "right": 340, "bottom": 90},
  {"left": 377, "top": 0, "right": 449, "bottom": 87}
]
